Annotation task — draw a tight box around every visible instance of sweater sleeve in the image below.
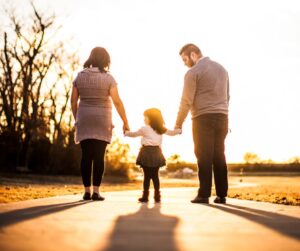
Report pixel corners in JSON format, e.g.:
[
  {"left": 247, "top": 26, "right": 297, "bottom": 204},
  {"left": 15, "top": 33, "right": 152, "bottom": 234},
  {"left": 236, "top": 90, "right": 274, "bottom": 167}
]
[
  {"left": 175, "top": 70, "right": 197, "bottom": 127},
  {"left": 72, "top": 75, "right": 78, "bottom": 87},
  {"left": 165, "top": 128, "right": 182, "bottom": 136}
]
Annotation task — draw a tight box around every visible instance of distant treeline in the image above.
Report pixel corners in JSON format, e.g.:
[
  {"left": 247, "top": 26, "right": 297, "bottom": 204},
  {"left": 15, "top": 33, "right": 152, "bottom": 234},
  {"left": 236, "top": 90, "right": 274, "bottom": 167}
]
[
  {"left": 228, "top": 163, "right": 300, "bottom": 173},
  {"left": 166, "top": 162, "right": 300, "bottom": 173}
]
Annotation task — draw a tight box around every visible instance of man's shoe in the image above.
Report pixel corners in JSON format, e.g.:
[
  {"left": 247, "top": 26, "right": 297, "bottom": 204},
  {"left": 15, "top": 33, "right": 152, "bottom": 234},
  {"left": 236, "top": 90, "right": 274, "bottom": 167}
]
[
  {"left": 91, "top": 193, "right": 105, "bottom": 201},
  {"left": 83, "top": 192, "right": 91, "bottom": 200},
  {"left": 214, "top": 197, "right": 226, "bottom": 204},
  {"left": 191, "top": 196, "right": 209, "bottom": 204}
]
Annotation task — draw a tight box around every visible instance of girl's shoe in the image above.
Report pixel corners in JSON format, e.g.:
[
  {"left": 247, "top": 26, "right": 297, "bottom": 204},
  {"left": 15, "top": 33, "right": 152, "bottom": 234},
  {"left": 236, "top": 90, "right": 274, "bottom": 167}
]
[
  {"left": 154, "top": 190, "right": 161, "bottom": 203},
  {"left": 83, "top": 192, "right": 91, "bottom": 200},
  {"left": 92, "top": 193, "right": 105, "bottom": 201},
  {"left": 138, "top": 191, "right": 149, "bottom": 203}
]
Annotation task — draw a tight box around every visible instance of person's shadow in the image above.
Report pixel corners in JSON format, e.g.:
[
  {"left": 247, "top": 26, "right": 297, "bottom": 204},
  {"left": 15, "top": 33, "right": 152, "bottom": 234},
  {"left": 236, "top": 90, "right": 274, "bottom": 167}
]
[
  {"left": 207, "top": 203, "right": 300, "bottom": 240},
  {"left": 0, "top": 200, "right": 91, "bottom": 228},
  {"left": 102, "top": 203, "right": 180, "bottom": 251}
]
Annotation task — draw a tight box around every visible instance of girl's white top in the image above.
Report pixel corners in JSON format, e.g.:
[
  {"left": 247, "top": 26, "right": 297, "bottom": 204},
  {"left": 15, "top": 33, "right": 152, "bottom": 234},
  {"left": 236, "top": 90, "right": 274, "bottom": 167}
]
[{"left": 125, "top": 125, "right": 181, "bottom": 146}]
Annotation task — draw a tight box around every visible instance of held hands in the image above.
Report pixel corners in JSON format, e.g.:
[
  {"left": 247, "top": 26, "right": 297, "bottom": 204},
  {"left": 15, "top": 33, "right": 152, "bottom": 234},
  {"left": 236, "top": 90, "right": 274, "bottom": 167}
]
[
  {"left": 174, "top": 125, "right": 182, "bottom": 134},
  {"left": 174, "top": 128, "right": 182, "bottom": 134},
  {"left": 123, "top": 123, "right": 130, "bottom": 134}
]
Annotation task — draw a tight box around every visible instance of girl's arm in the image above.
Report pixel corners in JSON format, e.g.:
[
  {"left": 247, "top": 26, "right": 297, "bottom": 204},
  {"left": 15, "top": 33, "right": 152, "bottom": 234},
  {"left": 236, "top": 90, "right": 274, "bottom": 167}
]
[
  {"left": 165, "top": 128, "right": 182, "bottom": 136},
  {"left": 124, "top": 128, "right": 143, "bottom": 137}
]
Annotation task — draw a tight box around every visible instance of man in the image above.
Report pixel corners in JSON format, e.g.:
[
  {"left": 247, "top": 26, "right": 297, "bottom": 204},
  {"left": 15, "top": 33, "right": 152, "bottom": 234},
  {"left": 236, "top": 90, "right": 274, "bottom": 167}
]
[{"left": 175, "top": 43, "right": 230, "bottom": 204}]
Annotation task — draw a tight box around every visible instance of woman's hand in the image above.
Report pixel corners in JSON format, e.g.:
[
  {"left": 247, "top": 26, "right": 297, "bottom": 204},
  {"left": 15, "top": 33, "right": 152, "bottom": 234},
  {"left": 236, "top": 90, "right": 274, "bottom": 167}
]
[{"left": 123, "top": 123, "right": 130, "bottom": 134}]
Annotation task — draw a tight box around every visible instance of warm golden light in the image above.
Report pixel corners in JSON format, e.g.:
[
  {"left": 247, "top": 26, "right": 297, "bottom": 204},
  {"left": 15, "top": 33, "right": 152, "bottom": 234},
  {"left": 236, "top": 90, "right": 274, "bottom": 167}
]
[{"left": 2, "top": 0, "right": 299, "bottom": 163}]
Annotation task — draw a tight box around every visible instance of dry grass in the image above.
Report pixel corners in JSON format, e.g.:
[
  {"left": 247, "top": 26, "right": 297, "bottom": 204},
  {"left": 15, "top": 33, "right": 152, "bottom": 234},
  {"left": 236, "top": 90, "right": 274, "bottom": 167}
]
[
  {"left": 0, "top": 173, "right": 299, "bottom": 206},
  {"left": 0, "top": 173, "right": 198, "bottom": 203},
  {"left": 227, "top": 176, "right": 300, "bottom": 206}
]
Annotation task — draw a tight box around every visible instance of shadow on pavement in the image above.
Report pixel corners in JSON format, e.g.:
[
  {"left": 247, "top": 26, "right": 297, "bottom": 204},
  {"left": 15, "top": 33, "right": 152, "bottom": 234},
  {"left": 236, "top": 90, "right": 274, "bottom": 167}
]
[
  {"left": 102, "top": 203, "right": 180, "bottom": 251},
  {"left": 0, "top": 200, "right": 91, "bottom": 228},
  {"left": 208, "top": 203, "right": 300, "bottom": 240}
]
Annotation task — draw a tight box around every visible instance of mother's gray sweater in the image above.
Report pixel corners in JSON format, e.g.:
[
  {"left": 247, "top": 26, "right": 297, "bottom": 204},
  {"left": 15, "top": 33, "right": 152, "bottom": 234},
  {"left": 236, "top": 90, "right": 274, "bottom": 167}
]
[{"left": 176, "top": 57, "right": 230, "bottom": 127}]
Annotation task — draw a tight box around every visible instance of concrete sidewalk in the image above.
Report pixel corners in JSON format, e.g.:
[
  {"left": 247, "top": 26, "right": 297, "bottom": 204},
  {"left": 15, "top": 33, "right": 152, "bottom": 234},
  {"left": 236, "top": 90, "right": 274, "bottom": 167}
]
[{"left": 0, "top": 188, "right": 299, "bottom": 251}]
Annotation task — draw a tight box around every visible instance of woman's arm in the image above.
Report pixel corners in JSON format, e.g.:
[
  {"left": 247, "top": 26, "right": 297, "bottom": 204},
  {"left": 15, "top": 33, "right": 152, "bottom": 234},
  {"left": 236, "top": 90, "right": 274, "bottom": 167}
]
[
  {"left": 110, "top": 85, "right": 130, "bottom": 132},
  {"left": 165, "top": 128, "right": 182, "bottom": 136},
  {"left": 71, "top": 86, "right": 79, "bottom": 120}
]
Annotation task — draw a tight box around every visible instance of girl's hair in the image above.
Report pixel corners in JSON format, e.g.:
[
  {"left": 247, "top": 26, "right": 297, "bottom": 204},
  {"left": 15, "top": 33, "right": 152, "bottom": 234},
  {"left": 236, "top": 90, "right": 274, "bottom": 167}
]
[
  {"left": 144, "top": 108, "right": 167, "bottom": 135},
  {"left": 83, "top": 47, "right": 110, "bottom": 73}
]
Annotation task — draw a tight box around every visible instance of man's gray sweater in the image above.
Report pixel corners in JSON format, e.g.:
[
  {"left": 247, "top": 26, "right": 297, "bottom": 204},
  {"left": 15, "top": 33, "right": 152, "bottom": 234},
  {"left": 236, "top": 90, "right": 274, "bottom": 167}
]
[{"left": 176, "top": 57, "right": 230, "bottom": 127}]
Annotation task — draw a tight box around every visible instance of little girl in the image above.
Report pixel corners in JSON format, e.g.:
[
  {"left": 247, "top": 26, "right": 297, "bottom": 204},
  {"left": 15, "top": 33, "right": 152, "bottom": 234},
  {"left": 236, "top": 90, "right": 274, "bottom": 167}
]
[{"left": 125, "top": 108, "right": 181, "bottom": 203}]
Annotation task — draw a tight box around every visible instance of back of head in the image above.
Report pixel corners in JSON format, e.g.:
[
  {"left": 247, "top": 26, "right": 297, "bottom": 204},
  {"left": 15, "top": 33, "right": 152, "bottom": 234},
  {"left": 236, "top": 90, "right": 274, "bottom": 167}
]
[
  {"left": 144, "top": 108, "right": 167, "bottom": 135},
  {"left": 84, "top": 47, "right": 111, "bottom": 73},
  {"left": 179, "top": 43, "right": 202, "bottom": 57}
]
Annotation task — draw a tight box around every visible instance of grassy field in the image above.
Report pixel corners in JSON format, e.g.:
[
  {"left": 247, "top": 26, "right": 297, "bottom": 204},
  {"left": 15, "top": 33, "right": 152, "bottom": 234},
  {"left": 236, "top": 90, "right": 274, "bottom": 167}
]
[
  {"left": 0, "top": 173, "right": 197, "bottom": 203},
  {"left": 0, "top": 173, "right": 299, "bottom": 206},
  {"left": 227, "top": 176, "right": 300, "bottom": 206}
]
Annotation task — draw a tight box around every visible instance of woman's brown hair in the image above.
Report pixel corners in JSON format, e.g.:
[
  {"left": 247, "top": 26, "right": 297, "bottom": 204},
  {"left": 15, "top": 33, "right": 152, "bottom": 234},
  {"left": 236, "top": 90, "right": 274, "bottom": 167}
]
[
  {"left": 84, "top": 47, "right": 110, "bottom": 73},
  {"left": 144, "top": 108, "right": 167, "bottom": 135}
]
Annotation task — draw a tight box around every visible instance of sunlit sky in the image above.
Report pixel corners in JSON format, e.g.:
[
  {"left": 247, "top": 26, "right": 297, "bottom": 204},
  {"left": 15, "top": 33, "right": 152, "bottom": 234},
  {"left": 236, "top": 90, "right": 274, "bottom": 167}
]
[{"left": 1, "top": 0, "right": 300, "bottom": 162}]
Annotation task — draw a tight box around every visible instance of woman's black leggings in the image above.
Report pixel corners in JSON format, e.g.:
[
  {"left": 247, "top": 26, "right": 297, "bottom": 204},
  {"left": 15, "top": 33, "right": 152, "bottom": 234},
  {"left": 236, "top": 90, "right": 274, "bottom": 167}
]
[
  {"left": 80, "top": 139, "right": 107, "bottom": 187},
  {"left": 142, "top": 167, "right": 160, "bottom": 191}
]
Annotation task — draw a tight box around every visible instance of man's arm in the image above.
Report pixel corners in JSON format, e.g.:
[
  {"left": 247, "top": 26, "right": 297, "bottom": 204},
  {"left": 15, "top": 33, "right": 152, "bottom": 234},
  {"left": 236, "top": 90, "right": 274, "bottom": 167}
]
[{"left": 175, "top": 71, "right": 197, "bottom": 128}]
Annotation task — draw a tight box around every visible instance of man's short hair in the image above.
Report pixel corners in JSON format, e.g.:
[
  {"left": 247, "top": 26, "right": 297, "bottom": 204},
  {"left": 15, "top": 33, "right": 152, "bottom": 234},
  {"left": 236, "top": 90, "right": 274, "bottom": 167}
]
[{"left": 179, "top": 43, "right": 202, "bottom": 56}]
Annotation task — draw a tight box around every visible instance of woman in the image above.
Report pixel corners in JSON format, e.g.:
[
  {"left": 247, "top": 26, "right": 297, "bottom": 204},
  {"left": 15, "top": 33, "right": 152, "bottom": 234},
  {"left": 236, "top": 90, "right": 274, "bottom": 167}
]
[{"left": 71, "top": 47, "right": 129, "bottom": 201}]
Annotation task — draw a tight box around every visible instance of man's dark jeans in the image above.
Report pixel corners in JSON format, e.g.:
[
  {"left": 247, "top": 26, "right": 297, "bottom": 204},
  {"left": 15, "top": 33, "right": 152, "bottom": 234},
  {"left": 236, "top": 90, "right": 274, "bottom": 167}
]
[{"left": 192, "top": 113, "right": 228, "bottom": 198}]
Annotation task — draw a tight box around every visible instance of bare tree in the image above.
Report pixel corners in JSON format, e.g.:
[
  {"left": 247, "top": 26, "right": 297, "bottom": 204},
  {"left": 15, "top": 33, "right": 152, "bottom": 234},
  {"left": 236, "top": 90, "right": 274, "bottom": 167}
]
[{"left": 0, "top": 2, "right": 79, "bottom": 169}]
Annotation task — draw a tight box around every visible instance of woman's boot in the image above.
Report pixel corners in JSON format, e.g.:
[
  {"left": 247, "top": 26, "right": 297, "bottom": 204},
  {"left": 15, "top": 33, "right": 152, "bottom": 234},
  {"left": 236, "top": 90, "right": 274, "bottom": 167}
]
[
  {"left": 154, "top": 190, "right": 161, "bottom": 203},
  {"left": 138, "top": 190, "right": 149, "bottom": 203}
]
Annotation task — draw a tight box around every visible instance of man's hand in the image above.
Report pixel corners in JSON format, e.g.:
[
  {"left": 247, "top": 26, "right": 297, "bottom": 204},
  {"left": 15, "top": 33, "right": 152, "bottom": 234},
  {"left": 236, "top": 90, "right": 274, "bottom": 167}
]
[{"left": 174, "top": 125, "right": 182, "bottom": 134}]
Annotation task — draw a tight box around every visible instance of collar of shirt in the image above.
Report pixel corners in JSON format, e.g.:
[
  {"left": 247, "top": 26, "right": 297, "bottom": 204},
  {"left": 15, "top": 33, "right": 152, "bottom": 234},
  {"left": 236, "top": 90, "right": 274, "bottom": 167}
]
[
  {"left": 196, "top": 56, "right": 208, "bottom": 65},
  {"left": 85, "top": 67, "right": 100, "bottom": 72}
]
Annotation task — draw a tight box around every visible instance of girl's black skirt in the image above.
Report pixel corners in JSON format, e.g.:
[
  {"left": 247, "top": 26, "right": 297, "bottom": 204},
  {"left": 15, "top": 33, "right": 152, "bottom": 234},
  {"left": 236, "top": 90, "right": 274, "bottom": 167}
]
[{"left": 136, "top": 145, "right": 166, "bottom": 168}]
